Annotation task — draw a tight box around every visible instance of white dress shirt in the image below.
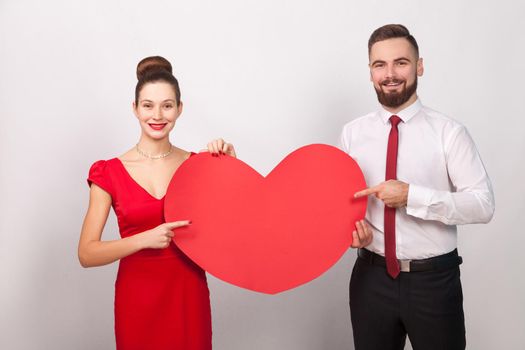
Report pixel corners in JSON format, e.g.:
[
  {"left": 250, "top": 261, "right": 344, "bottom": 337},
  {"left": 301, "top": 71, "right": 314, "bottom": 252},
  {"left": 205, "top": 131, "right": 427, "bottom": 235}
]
[{"left": 340, "top": 99, "right": 495, "bottom": 259}]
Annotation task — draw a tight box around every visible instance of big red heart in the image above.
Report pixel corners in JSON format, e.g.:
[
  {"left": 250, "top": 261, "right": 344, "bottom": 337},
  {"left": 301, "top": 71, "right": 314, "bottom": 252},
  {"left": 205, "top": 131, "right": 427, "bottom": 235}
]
[{"left": 164, "top": 144, "right": 366, "bottom": 294}]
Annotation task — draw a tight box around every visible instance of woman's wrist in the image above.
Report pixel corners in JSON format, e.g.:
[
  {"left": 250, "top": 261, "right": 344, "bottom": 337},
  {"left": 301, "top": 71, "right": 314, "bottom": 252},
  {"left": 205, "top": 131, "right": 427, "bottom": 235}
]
[{"left": 129, "top": 231, "right": 147, "bottom": 251}]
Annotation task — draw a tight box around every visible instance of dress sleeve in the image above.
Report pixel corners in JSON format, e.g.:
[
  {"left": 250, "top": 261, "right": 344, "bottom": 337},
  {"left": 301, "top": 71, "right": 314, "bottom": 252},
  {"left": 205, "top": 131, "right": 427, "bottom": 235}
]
[{"left": 87, "top": 160, "right": 114, "bottom": 197}]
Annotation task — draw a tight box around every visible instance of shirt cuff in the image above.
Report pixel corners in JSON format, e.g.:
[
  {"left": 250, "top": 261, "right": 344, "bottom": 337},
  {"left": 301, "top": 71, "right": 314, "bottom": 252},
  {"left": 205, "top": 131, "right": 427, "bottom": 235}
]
[{"left": 406, "top": 184, "right": 434, "bottom": 219}]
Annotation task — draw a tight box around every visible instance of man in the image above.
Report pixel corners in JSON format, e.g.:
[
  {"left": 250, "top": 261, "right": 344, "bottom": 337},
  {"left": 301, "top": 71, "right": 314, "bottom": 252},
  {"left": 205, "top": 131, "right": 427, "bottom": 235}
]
[{"left": 340, "top": 24, "right": 495, "bottom": 350}]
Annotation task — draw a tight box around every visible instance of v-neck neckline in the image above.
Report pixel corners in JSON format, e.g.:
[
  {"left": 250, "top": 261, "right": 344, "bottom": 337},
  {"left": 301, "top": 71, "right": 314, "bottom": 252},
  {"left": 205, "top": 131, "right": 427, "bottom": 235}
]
[
  {"left": 114, "top": 158, "right": 166, "bottom": 201},
  {"left": 113, "top": 152, "right": 194, "bottom": 201}
]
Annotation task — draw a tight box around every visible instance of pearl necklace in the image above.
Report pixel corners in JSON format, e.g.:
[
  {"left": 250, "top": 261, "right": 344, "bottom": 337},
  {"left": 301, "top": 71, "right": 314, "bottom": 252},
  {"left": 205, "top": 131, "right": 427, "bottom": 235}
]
[{"left": 136, "top": 143, "right": 173, "bottom": 159}]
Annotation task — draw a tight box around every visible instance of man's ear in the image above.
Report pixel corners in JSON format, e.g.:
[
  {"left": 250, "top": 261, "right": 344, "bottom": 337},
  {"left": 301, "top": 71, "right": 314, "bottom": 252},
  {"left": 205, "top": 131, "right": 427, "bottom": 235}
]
[{"left": 417, "top": 57, "right": 424, "bottom": 77}]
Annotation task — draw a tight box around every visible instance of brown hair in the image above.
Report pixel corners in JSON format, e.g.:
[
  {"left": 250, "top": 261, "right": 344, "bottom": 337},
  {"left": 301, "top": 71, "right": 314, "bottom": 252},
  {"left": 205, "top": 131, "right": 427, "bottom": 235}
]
[
  {"left": 368, "top": 24, "right": 419, "bottom": 56},
  {"left": 135, "top": 56, "right": 181, "bottom": 106}
]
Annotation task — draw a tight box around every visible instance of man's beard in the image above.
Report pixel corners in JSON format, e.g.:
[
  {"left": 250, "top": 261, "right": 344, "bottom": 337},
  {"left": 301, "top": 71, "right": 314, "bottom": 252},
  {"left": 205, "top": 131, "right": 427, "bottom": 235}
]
[{"left": 374, "top": 77, "right": 417, "bottom": 108}]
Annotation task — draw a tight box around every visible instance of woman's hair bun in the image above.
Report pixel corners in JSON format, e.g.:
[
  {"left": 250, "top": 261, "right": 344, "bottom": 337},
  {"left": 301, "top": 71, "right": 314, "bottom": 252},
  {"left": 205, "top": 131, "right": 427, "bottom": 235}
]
[{"left": 136, "top": 56, "right": 173, "bottom": 80}]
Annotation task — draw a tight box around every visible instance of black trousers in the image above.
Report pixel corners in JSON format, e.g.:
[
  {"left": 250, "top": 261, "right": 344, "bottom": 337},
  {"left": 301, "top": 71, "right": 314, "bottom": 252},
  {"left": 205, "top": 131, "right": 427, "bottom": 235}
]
[{"left": 349, "top": 257, "right": 466, "bottom": 350}]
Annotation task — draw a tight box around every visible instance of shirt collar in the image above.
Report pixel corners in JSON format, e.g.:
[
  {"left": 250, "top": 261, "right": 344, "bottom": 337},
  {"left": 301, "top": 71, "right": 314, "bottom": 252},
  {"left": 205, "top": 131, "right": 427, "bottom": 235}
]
[{"left": 379, "top": 98, "right": 423, "bottom": 124}]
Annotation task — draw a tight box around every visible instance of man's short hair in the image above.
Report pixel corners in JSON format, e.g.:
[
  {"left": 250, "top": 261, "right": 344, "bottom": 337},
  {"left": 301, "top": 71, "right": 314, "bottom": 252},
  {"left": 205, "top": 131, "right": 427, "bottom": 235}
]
[{"left": 368, "top": 24, "right": 419, "bottom": 56}]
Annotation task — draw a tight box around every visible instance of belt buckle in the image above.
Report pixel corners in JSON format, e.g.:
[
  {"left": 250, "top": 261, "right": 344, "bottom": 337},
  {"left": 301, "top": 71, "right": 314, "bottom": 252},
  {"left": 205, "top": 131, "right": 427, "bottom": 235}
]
[{"left": 399, "top": 259, "right": 411, "bottom": 272}]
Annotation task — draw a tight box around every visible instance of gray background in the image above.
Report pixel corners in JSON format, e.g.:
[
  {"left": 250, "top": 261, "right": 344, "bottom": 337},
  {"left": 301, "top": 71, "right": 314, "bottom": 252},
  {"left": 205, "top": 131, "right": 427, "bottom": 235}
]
[{"left": 1, "top": 0, "right": 524, "bottom": 349}]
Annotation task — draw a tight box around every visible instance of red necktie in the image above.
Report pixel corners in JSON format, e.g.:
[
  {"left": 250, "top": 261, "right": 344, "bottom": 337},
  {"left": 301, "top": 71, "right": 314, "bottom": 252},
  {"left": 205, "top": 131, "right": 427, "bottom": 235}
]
[{"left": 385, "top": 115, "right": 402, "bottom": 278}]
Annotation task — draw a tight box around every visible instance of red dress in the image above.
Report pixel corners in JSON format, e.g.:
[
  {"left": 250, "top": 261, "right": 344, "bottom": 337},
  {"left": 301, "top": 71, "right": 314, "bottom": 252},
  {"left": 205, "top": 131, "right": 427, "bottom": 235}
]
[{"left": 87, "top": 158, "right": 212, "bottom": 350}]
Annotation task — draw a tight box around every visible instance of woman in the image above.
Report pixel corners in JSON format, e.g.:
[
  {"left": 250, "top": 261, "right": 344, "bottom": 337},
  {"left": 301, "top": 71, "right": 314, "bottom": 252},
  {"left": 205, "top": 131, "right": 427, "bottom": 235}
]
[{"left": 78, "top": 56, "right": 234, "bottom": 349}]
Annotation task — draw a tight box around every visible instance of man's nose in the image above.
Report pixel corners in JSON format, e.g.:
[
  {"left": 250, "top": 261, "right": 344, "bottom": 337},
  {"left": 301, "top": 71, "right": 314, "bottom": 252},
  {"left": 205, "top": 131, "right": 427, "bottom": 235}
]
[{"left": 385, "top": 64, "right": 396, "bottom": 79}]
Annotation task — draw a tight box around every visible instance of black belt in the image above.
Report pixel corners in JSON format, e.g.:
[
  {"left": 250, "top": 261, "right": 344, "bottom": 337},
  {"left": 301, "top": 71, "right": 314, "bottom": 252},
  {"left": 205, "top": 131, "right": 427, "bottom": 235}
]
[{"left": 357, "top": 248, "right": 462, "bottom": 272}]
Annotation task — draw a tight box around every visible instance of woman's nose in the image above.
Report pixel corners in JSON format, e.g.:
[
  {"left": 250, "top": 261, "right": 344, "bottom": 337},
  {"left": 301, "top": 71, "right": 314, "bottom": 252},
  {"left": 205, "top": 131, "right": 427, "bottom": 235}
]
[{"left": 152, "top": 108, "right": 163, "bottom": 120}]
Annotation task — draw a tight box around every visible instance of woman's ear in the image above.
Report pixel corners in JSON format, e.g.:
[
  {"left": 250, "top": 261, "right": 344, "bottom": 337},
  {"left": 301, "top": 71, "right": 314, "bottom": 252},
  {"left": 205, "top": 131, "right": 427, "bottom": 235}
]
[
  {"left": 175, "top": 101, "right": 184, "bottom": 120},
  {"left": 132, "top": 101, "right": 139, "bottom": 119}
]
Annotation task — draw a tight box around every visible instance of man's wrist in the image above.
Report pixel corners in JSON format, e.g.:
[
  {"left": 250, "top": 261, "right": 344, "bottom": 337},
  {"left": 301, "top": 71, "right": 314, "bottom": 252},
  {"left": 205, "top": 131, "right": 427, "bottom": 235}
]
[{"left": 402, "top": 182, "right": 409, "bottom": 207}]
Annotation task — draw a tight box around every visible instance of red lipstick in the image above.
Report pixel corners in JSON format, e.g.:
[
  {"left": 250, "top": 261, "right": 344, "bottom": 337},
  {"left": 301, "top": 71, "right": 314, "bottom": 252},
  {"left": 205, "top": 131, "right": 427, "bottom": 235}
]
[{"left": 149, "top": 123, "right": 167, "bottom": 130}]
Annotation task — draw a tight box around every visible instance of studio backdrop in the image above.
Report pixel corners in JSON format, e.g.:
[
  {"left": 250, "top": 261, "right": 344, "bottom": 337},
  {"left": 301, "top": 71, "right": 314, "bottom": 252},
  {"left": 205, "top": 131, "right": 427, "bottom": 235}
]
[{"left": 0, "top": 0, "right": 524, "bottom": 349}]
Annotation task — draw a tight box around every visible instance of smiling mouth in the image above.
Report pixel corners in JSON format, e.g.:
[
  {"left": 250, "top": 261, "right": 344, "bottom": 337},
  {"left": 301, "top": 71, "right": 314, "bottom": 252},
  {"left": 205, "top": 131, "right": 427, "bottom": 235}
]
[
  {"left": 149, "top": 123, "right": 167, "bottom": 130},
  {"left": 381, "top": 79, "right": 405, "bottom": 88},
  {"left": 381, "top": 79, "right": 406, "bottom": 87}
]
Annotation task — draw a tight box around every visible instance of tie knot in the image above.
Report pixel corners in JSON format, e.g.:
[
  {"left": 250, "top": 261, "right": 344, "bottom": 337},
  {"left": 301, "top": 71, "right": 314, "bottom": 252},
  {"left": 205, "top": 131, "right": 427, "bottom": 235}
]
[{"left": 390, "top": 115, "right": 402, "bottom": 127}]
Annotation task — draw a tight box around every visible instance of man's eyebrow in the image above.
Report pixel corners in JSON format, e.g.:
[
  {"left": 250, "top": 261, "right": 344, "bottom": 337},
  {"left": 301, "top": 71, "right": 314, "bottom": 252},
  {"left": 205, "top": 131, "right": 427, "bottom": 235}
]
[
  {"left": 370, "top": 59, "right": 386, "bottom": 66},
  {"left": 371, "top": 57, "right": 412, "bottom": 66}
]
